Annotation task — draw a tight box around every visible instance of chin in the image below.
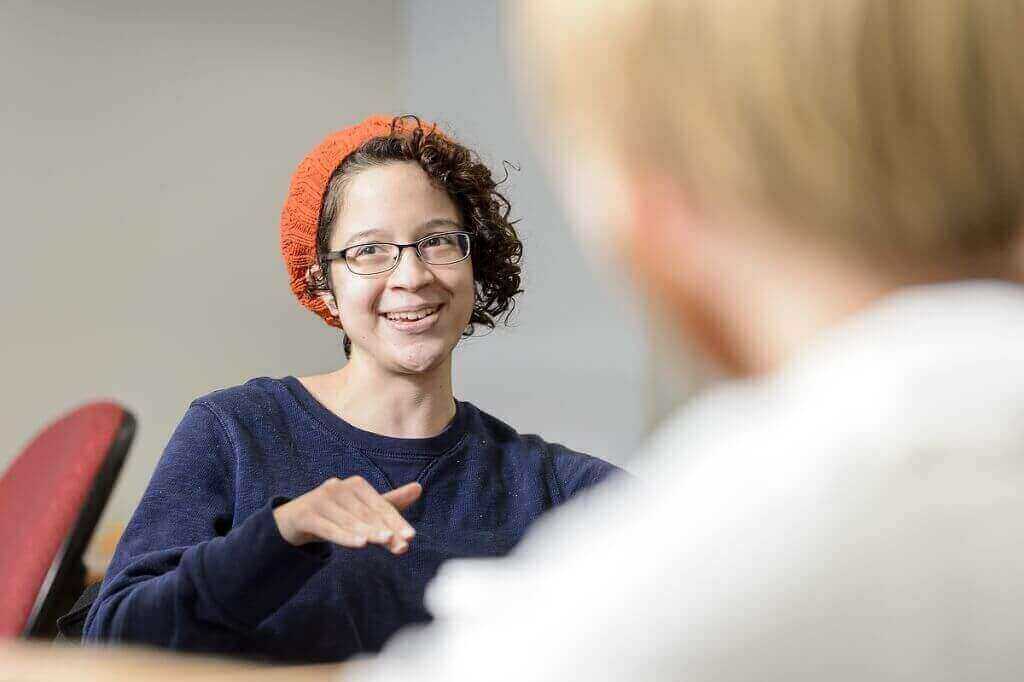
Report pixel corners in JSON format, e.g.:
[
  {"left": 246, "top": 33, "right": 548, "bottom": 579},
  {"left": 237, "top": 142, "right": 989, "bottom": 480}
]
[{"left": 389, "top": 339, "right": 452, "bottom": 375}]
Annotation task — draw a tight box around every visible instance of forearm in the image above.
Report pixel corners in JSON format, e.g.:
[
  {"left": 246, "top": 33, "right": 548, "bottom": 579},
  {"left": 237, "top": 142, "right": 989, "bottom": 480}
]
[{"left": 83, "top": 501, "right": 331, "bottom": 651}]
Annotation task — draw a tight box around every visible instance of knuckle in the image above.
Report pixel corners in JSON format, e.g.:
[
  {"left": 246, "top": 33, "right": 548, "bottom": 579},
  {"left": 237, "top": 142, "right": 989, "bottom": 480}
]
[{"left": 351, "top": 476, "right": 374, "bottom": 492}]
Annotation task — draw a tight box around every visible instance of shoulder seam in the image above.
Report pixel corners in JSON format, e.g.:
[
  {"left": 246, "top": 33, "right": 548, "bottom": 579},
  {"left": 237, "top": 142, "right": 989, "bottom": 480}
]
[
  {"left": 545, "top": 446, "right": 568, "bottom": 504},
  {"left": 188, "top": 400, "right": 238, "bottom": 501}
]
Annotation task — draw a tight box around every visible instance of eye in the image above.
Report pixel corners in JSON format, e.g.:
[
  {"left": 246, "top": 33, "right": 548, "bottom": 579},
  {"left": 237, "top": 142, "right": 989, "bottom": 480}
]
[
  {"left": 423, "top": 234, "right": 454, "bottom": 247},
  {"left": 353, "top": 244, "right": 380, "bottom": 256}
]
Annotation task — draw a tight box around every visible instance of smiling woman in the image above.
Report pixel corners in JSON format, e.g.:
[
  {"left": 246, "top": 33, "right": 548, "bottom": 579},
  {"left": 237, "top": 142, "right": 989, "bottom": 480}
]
[
  {"left": 79, "top": 114, "right": 625, "bottom": 663},
  {"left": 305, "top": 117, "right": 525, "bottom": 362}
]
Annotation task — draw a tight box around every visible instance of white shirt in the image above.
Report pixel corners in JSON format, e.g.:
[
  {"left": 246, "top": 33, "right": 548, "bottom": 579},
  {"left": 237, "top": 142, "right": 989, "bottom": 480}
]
[{"left": 347, "top": 281, "right": 1024, "bottom": 682}]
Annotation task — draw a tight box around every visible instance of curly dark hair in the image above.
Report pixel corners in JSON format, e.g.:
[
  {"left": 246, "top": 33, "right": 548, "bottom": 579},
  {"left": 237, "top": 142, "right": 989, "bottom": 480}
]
[{"left": 309, "top": 115, "right": 523, "bottom": 357}]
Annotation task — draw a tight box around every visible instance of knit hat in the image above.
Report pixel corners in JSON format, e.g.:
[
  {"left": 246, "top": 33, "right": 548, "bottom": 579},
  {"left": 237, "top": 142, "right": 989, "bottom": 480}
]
[{"left": 280, "top": 114, "right": 449, "bottom": 328}]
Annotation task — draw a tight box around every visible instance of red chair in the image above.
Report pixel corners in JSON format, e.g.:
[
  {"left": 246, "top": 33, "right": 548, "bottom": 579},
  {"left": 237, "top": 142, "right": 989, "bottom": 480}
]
[{"left": 0, "top": 401, "right": 135, "bottom": 638}]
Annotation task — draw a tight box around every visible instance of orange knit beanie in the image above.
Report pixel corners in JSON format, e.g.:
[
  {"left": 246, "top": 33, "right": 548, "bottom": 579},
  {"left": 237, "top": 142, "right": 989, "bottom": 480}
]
[{"left": 280, "top": 114, "right": 449, "bottom": 328}]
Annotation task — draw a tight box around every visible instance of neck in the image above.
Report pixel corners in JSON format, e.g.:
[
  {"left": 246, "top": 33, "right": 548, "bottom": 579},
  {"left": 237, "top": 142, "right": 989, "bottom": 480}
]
[
  {"left": 731, "top": 256, "right": 893, "bottom": 375},
  {"left": 312, "top": 352, "right": 456, "bottom": 439},
  {"left": 688, "top": 229, "right": 899, "bottom": 376},
  {"left": 722, "top": 242, "right": 1024, "bottom": 375}
]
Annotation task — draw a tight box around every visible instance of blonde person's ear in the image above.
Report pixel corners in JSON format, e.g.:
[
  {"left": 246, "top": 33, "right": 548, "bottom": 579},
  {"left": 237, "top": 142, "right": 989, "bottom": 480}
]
[{"left": 305, "top": 262, "right": 341, "bottom": 320}]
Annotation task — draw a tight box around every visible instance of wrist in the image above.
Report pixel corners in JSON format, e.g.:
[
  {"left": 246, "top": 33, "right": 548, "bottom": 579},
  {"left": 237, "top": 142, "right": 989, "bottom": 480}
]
[{"left": 272, "top": 504, "right": 310, "bottom": 546}]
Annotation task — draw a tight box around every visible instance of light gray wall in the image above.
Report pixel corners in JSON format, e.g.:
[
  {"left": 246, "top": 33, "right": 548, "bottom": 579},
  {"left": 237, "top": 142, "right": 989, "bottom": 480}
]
[
  {"left": 400, "top": 1, "right": 649, "bottom": 466},
  {"left": 0, "top": 0, "right": 405, "bottom": 527}
]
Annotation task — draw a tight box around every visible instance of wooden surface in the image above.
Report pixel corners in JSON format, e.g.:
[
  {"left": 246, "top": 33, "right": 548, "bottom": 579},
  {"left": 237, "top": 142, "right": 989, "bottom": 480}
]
[{"left": 0, "top": 640, "right": 341, "bottom": 682}]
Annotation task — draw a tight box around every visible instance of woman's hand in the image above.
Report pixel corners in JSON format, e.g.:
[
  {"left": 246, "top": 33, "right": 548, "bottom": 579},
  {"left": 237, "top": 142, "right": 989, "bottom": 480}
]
[{"left": 272, "top": 477, "right": 422, "bottom": 554}]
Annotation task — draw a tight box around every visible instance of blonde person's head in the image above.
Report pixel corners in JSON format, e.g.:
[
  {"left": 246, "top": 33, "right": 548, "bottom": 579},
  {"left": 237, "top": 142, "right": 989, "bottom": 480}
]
[{"left": 520, "top": 0, "right": 1024, "bottom": 275}]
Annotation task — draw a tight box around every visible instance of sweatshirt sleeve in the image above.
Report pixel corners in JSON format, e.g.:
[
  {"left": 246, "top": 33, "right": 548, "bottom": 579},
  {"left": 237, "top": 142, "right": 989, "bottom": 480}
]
[
  {"left": 82, "top": 402, "right": 331, "bottom": 653},
  {"left": 550, "top": 445, "right": 630, "bottom": 500}
]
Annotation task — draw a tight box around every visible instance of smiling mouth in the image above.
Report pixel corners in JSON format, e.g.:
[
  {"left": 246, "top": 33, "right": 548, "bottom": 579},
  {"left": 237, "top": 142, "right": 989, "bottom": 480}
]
[{"left": 381, "top": 304, "right": 443, "bottom": 322}]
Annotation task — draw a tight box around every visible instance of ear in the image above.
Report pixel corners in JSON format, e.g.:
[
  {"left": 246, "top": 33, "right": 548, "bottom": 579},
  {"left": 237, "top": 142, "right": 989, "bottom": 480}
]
[
  {"left": 622, "top": 172, "right": 704, "bottom": 289},
  {"left": 305, "top": 262, "right": 341, "bottom": 319},
  {"left": 318, "top": 290, "right": 340, "bottom": 319},
  {"left": 624, "top": 173, "right": 747, "bottom": 374}
]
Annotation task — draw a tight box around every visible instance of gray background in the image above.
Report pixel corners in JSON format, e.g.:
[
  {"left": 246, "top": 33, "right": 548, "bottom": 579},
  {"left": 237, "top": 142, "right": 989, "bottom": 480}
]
[{"left": 0, "top": 1, "right": 691, "bottom": 538}]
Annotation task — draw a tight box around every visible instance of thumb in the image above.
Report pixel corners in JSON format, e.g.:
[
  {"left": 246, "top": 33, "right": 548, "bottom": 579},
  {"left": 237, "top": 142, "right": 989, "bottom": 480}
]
[{"left": 383, "top": 482, "right": 423, "bottom": 512}]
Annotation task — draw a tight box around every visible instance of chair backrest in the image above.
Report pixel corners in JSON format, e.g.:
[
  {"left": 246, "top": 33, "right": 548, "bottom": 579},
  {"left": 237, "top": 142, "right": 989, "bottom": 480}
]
[{"left": 0, "top": 401, "right": 135, "bottom": 638}]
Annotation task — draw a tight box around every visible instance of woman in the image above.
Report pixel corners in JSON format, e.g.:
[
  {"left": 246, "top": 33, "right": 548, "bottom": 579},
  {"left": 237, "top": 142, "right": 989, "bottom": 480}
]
[{"left": 82, "top": 115, "right": 622, "bottom": 662}]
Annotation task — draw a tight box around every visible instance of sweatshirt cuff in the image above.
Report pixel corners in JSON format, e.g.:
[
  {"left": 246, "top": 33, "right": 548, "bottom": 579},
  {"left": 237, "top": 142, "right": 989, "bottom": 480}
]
[{"left": 198, "top": 497, "right": 332, "bottom": 628}]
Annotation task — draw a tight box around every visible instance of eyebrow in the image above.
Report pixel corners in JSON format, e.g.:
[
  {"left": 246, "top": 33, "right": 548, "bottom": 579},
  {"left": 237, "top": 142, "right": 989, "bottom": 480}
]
[{"left": 342, "top": 219, "right": 462, "bottom": 247}]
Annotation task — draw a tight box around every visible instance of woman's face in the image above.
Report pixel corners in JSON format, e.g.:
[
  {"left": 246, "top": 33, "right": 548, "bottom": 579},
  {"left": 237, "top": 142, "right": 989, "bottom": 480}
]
[{"left": 327, "top": 161, "right": 475, "bottom": 375}]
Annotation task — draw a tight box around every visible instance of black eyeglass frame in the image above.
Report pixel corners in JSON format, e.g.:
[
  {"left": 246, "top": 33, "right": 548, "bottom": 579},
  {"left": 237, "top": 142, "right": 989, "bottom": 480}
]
[{"left": 319, "top": 230, "right": 473, "bottom": 276}]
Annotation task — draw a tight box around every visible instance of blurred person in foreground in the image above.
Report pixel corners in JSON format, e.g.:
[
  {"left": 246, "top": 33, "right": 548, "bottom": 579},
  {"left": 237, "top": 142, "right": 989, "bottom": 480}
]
[{"left": 345, "top": 1, "right": 1024, "bottom": 680}]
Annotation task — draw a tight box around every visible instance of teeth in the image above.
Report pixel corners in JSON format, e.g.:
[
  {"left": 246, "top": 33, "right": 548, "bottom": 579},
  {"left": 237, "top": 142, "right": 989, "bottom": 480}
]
[{"left": 385, "top": 306, "right": 438, "bottom": 322}]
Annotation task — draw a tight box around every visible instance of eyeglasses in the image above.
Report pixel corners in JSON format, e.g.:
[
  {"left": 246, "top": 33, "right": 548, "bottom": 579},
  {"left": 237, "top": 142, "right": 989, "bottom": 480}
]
[{"left": 320, "top": 231, "right": 472, "bottom": 276}]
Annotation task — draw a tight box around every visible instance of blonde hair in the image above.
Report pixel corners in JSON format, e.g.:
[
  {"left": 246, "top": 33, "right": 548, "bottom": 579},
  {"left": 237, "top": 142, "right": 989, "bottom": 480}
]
[{"left": 522, "top": 0, "right": 1024, "bottom": 271}]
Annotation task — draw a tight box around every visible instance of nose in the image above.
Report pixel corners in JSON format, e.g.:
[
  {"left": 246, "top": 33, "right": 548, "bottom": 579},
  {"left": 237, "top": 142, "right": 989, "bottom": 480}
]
[{"left": 388, "top": 246, "right": 436, "bottom": 290}]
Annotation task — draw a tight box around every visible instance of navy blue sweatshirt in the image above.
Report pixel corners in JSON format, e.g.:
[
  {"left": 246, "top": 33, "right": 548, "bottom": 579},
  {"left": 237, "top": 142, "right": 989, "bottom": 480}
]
[{"left": 83, "top": 377, "right": 620, "bottom": 662}]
